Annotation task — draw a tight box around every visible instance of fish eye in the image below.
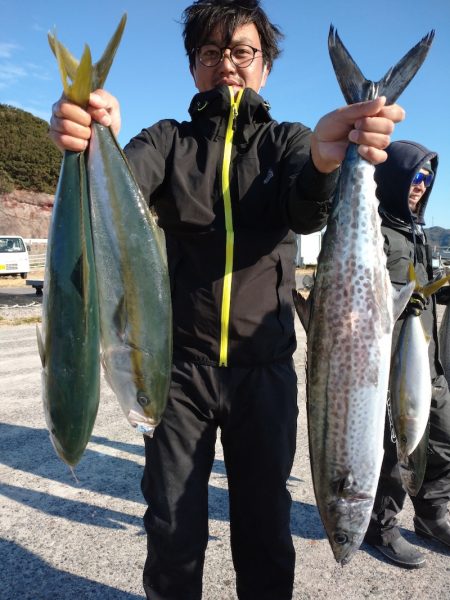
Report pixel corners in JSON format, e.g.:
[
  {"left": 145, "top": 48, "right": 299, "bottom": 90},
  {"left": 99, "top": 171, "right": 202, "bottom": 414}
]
[
  {"left": 137, "top": 393, "right": 150, "bottom": 408},
  {"left": 333, "top": 532, "right": 349, "bottom": 545}
]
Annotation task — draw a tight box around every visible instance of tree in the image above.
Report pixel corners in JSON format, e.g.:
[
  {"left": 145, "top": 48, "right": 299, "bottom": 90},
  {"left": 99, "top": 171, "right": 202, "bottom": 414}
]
[{"left": 0, "top": 104, "right": 61, "bottom": 194}]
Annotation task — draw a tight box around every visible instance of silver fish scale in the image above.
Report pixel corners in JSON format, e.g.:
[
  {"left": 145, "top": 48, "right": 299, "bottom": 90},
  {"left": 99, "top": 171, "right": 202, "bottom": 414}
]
[
  {"left": 390, "top": 315, "right": 431, "bottom": 460},
  {"left": 88, "top": 124, "right": 172, "bottom": 435},
  {"left": 307, "top": 147, "right": 392, "bottom": 563}
]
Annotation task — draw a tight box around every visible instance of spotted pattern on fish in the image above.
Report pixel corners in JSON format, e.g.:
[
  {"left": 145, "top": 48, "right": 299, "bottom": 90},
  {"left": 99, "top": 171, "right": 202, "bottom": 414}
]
[
  {"left": 306, "top": 149, "right": 393, "bottom": 564},
  {"left": 302, "top": 25, "right": 435, "bottom": 566}
]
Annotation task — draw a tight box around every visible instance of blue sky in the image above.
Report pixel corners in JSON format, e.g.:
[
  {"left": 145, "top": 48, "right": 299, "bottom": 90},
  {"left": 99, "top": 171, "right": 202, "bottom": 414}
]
[{"left": 1, "top": 1, "right": 449, "bottom": 229}]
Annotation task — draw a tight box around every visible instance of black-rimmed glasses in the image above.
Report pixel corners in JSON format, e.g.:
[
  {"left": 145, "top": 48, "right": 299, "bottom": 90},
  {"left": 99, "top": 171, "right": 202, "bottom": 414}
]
[{"left": 196, "top": 43, "right": 262, "bottom": 68}]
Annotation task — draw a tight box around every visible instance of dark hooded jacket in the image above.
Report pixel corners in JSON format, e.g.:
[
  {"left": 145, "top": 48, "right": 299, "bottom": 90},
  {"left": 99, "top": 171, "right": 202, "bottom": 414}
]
[
  {"left": 374, "top": 139, "right": 443, "bottom": 379},
  {"left": 124, "top": 86, "right": 337, "bottom": 367}
]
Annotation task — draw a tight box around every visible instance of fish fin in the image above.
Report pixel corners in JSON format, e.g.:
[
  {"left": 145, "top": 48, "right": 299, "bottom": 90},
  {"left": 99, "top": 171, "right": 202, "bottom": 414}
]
[
  {"left": 100, "top": 352, "right": 114, "bottom": 389},
  {"left": 51, "top": 32, "right": 92, "bottom": 107},
  {"left": 332, "top": 472, "right": 354, "bottom": 496},
  {"left": 292, "top": 289, "right": 311, "bottom": 333},
  {"left": 92, "top": 14, "right": 127, "bottom": 89},
  {"left": 113, "top": 295, "right": 128, "bottom": 341},
  {"left": 376, "top": 30, "right": 435, "bottom": 104},
  {"left": 328, "top": 26, "right": 434, "bottom": 104},
  {"left": 70, "top": 255, "right": 84, "bottom": 299},
  {"left": 392, "top": 281, "right": 415, "bottom": 322},
  {"left": 36, "top": 324, "right": 46, "bottom": 367},
  {"left": 48, "top": 32, "right": 79, "bottom": 81},
  {"left": 68, "top": 44, "right": 92, "bottom": 107}
]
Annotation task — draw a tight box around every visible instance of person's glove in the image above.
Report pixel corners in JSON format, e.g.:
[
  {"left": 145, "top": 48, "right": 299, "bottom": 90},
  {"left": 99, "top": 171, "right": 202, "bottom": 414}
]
[
  {"left": 435, "top": 285, "right": 450, "bottom": 306},
  {"left": 405, "top": 290, "right": 426, "bottom": 316}
]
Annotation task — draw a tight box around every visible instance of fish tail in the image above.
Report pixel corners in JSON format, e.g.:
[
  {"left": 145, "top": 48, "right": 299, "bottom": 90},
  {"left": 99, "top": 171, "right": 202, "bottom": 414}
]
[
  {"left": 328, "top": 26, "right": 369, "bottom": 104},
  {"left": 376, "top": 30, "right": 435, "bottom": 104},
  {"left": 420, "top": 273, "right": 450, "bottom": 298},
  {"left": 48, "top": 14, "right": 127, "bottom": 103},
  {"left": 408, "top": 262, "right": 417, "bottom": 285},
  {"left": 92, "top": 14, "right": 127, "bottom": 89},
  {"left": 51, "top": 33, "right": 93, "bottom": 107},
  {"left": 48, "top": 32, "right": 79, "bottom": 81},
  {"left": 410, "top": 262, "right": 450, "bottom": 298},
  {"left": 328, "top": 26, "right": 434, "bottom": 104}
]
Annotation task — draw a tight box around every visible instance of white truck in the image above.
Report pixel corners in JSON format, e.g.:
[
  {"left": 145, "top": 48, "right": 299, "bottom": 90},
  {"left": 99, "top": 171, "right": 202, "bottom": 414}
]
[{"left": 0, "top": 235, "right": 30, "bottom": 279}]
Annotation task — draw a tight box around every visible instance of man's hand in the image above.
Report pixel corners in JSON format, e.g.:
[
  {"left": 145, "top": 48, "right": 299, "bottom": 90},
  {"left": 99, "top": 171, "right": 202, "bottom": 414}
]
[
  {"left": 310, "top": 96, "right": 405, "bottom": 173},
  {"left": 49, "top": 89, "right": 121, "bottom": 153},
  {"left": 405, "top": 291, "right": 427, "bottom": 317}
]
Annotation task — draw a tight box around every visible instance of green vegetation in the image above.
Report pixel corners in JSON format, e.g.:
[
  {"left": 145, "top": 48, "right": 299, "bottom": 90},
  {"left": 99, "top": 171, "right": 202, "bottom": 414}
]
[{"left": 0, "top": 104, "right": 61, "bottom": 195}]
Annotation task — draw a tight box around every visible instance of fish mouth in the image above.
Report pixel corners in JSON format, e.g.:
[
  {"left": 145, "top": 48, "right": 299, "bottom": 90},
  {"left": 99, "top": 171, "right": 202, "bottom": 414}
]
[
  {"left": 330, "top": 529, "right": 358, "bottom": 565},
  {"left": 127, "top": 409, "right": 159, "bottom": 437}
]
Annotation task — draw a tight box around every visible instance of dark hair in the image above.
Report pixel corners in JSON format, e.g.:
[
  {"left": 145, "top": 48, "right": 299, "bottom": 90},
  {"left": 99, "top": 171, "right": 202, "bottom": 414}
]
[{"left": 181, "top": 0, "right": 284, "bottom": 68}]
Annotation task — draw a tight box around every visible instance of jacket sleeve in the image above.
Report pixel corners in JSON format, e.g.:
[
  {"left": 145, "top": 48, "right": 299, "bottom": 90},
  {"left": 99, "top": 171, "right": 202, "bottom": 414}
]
[
  {"left": 123, "top": 120, "right": 170, "bottom": 206},
  {"left": 280, "top": 123, "right": 339, "bottom": 234}
]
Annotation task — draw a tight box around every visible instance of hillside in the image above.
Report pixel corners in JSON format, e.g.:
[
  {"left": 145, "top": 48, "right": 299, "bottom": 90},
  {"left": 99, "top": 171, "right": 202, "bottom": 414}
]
[
  {"left": 0, "top": 103, "right": 449, "bottom": 247},
  {"left": 423, "top": 226, "right": 450, "bottom": 249},
  {"left": 0, "top": 104, "right": 61, "bottom": 195}
]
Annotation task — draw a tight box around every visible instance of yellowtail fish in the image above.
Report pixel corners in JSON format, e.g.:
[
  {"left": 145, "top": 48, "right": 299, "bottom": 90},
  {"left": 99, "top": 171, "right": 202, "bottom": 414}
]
[
  {"left": 390, "top": 268, "right": 450, "bottom": 494},
  {"left": 38, "top": 33, "right": 104, "bottom": 467},
  {"left": 50, "top": 15, "right": 172, "bottom": 436},
  {"left": 87, "top": 124, "right": 172, "bottom": 436}
]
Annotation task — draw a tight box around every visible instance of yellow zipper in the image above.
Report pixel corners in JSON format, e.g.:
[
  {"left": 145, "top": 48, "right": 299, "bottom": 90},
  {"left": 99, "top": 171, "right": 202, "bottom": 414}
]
[{"left": 219, "top": 87, "right": 243, "bottom": 367}]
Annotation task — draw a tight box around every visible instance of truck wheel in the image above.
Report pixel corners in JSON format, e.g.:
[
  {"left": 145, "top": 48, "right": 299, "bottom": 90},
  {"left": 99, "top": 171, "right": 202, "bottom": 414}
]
[{"left": 21, "top": 273, "right": 28, "bottom": 279}]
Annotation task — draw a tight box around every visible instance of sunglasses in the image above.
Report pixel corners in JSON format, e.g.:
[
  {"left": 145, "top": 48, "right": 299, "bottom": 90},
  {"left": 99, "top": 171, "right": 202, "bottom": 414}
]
[{"left": 412, "top": 171, "right": 434, "bottom": 187}]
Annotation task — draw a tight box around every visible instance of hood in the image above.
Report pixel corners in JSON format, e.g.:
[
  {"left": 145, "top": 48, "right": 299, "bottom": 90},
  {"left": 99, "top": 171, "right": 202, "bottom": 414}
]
[{"left": 374, "top": 140, "right": 438, "bottom": 226}]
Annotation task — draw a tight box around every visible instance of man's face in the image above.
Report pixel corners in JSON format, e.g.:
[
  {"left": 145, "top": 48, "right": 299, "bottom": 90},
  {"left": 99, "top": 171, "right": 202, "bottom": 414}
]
[
  {"left": 408, "top": 168, "right": 431, "bottom": 213},
  {"left": 190, "top": 22, "right": 270, "bottom": 96}
]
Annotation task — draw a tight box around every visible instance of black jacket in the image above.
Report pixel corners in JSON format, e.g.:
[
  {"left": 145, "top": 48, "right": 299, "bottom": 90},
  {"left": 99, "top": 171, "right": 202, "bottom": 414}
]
[
  {"left": 374, "top": 140, "right": 443, "bottom": 379},
  {"left": 124, "top": 86, "right": 337, "bottom": 367}
]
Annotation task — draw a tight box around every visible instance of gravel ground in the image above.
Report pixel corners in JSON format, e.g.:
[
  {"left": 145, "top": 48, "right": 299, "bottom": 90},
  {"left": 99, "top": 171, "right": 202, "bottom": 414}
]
[{"left": 0, "top": 291, "right": 449, "bottom": 599}]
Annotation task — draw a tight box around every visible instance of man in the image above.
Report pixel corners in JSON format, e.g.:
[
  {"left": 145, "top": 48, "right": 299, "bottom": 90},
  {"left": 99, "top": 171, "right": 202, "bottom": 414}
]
[
  {"left": 49, "top": 1, "right": 405, "bottom": 598},
  {"left": 365, "top": 140, "right": 450, "bottom": 569}
]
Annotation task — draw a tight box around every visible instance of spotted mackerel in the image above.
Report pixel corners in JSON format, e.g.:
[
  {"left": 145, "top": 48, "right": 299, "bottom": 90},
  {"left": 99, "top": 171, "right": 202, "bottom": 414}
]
[{"left": 294, "top": 26, "right": 434, "bottom": 564}]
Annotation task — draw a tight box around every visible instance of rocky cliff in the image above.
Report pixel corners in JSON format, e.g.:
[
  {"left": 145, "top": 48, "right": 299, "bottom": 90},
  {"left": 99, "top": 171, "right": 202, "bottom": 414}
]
[
  {"left": 0, "top": 189, "right": 54, "bottom": 239},
  {"left": 1, "top": 188, "right": 449, "bottom": 251}
]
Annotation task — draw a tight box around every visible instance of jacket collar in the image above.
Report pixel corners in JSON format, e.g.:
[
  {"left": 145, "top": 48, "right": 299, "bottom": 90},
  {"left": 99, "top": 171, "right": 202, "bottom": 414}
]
[
  {"left": 379, "top": 207, "right": 426, "bottom": 243},
  {"left": 188, "top": 85, "right": 271, "bottom": 138}
]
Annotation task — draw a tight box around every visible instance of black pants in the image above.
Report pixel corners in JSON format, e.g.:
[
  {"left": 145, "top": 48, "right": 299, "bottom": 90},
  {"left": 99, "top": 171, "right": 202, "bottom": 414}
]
[
  {"left": 141, "top": 359, "right": 298, "bottom": 600},
  {"left": 367, "top": 374, "right": 450, "bottom": 544}
]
